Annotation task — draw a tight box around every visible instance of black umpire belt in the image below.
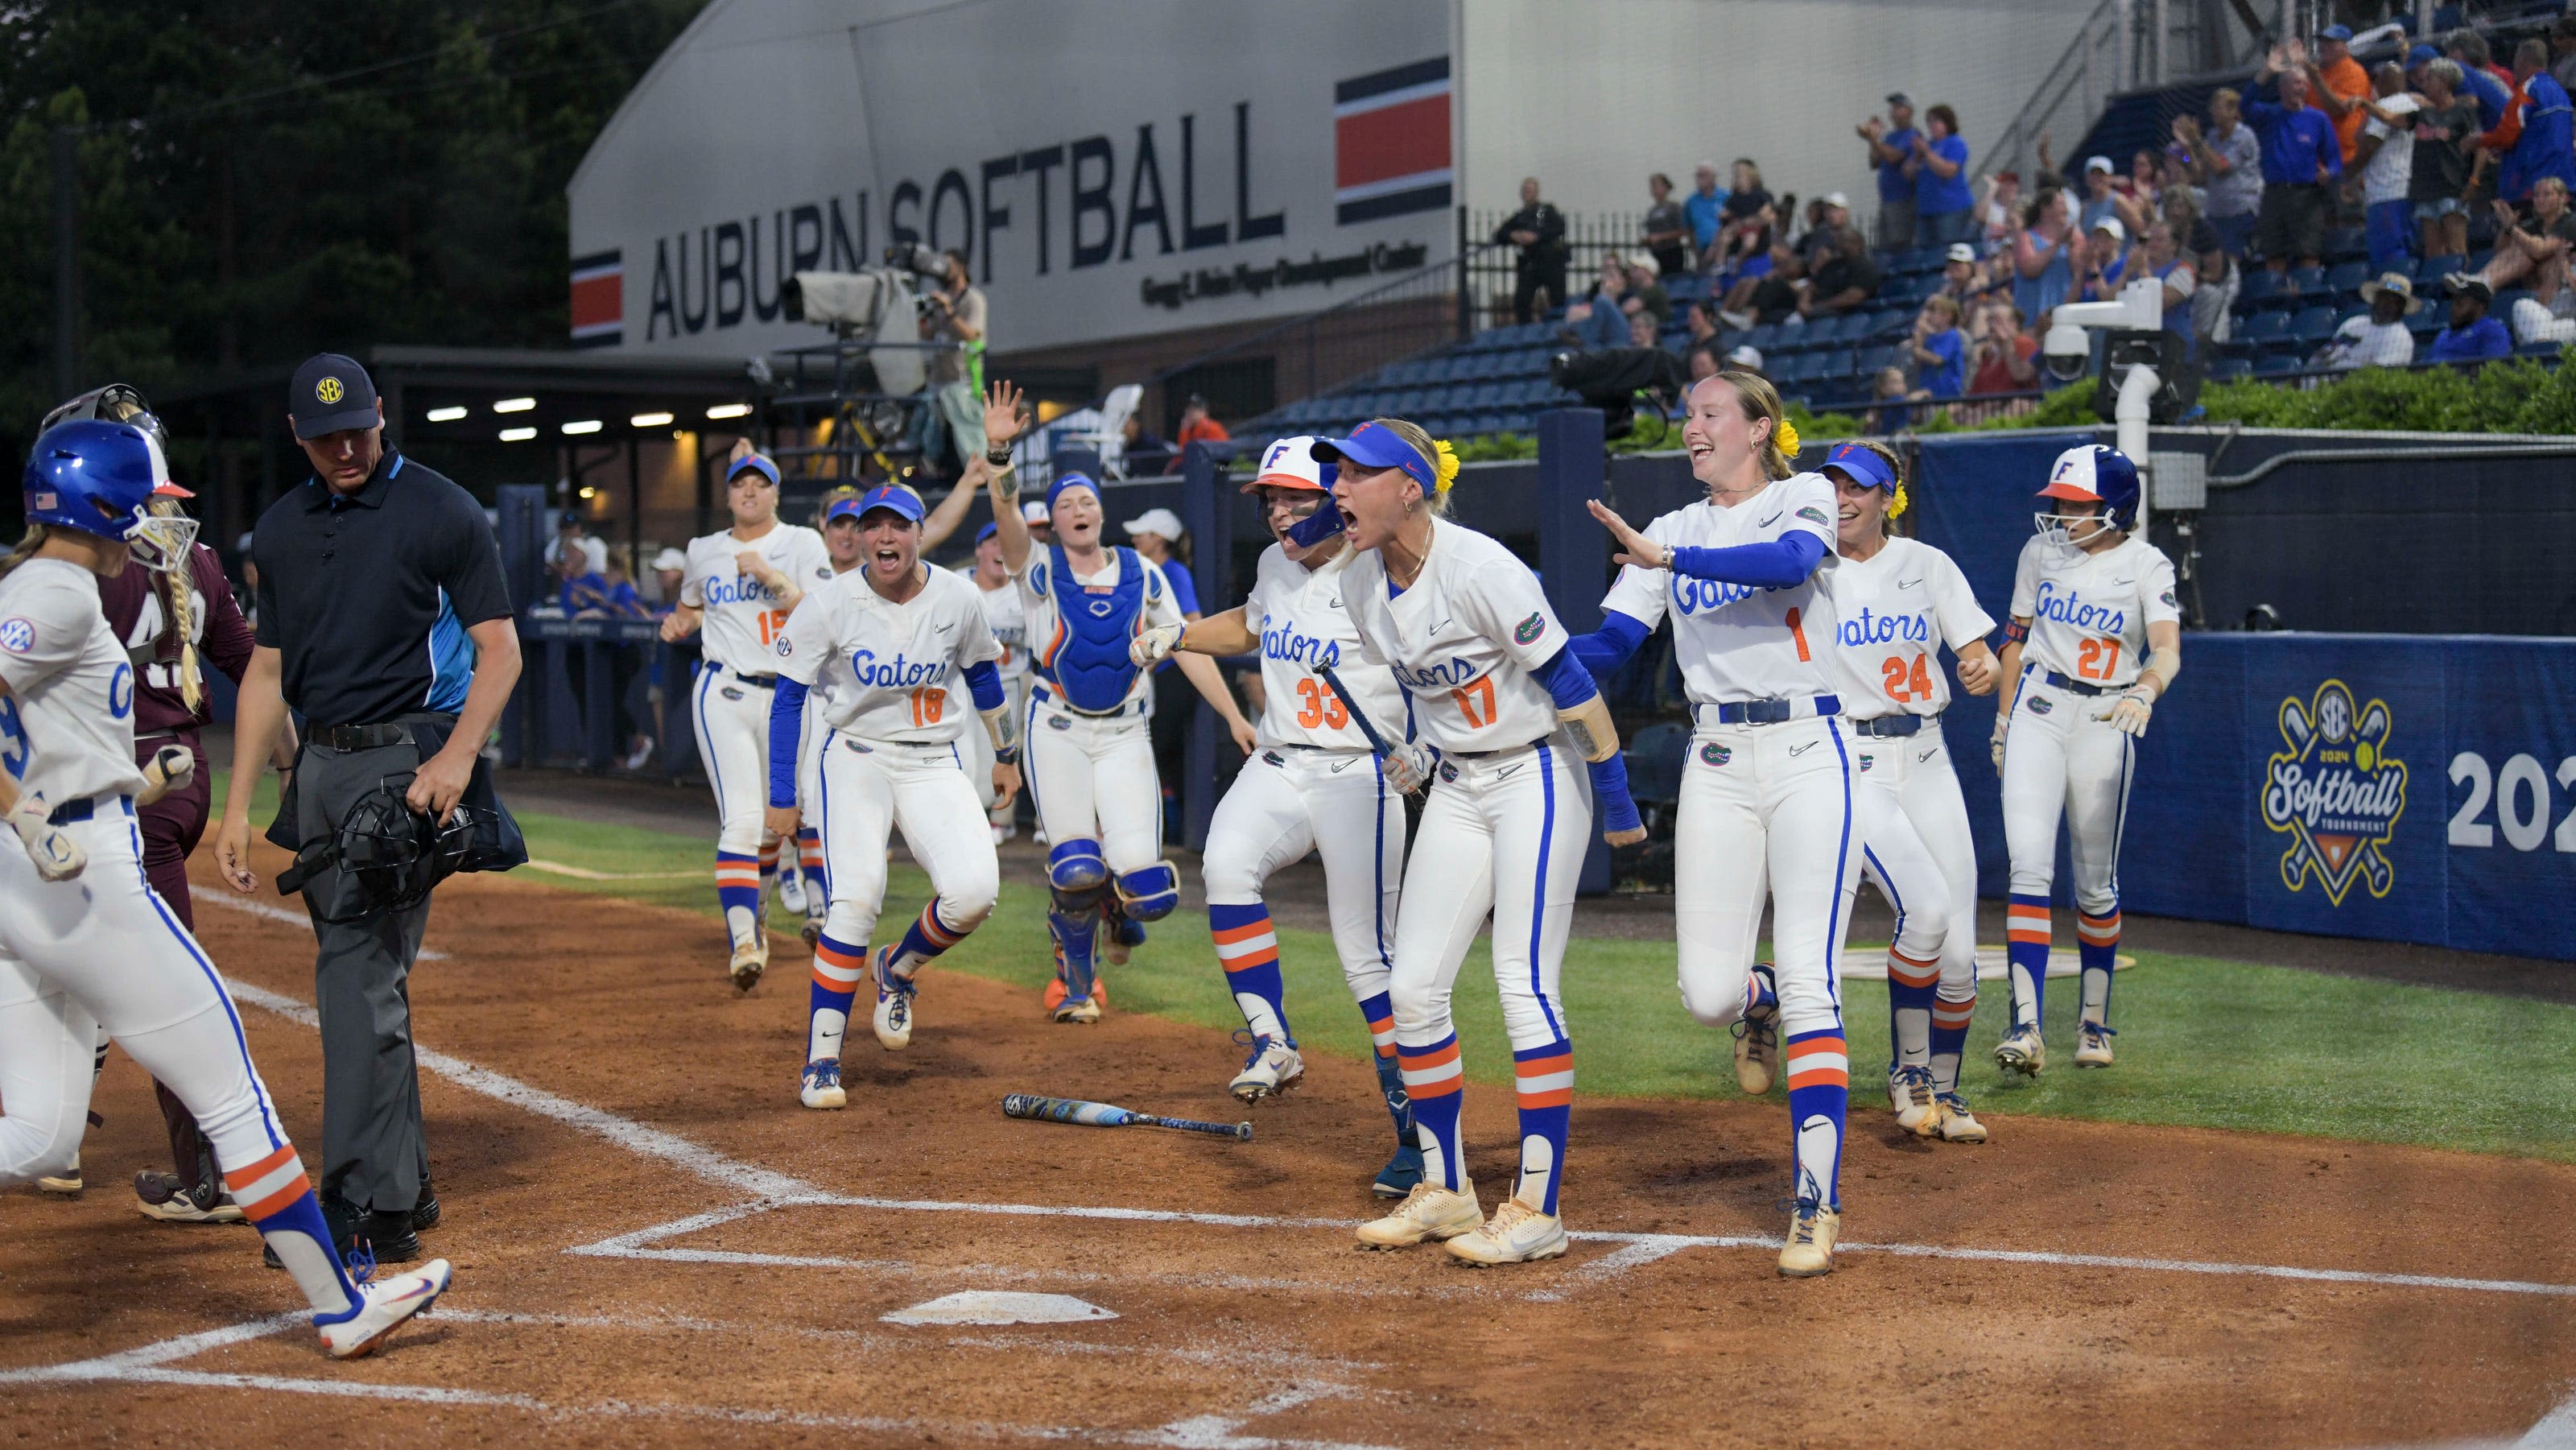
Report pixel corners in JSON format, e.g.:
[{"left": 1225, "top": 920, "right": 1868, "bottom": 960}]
[
  {"left": 2042, "top": 671, "right": 2108, "bottom": 697},
  {"left": 1850, "top": 713, "right": 1934, "bottom": 738},
  {"left": 312, "top": 721, "right": 418, "bottom": 751}
]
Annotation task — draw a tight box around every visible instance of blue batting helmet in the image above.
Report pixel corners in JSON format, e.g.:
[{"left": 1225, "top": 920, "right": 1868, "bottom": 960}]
[
  {"left": 23, "top": 419, "right": 169, "bottom": 541},
  {"left": 2037, "top": 444, "right": 2140, "bottom": 532}
]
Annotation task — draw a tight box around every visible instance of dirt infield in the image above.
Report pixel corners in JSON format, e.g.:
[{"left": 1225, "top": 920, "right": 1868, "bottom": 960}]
[{"left": 3, "top": 853, "right": 2573, "bottom": 1448}]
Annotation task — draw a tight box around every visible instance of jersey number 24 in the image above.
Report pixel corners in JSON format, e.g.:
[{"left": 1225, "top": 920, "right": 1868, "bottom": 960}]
[{"left": 1880, "top": 651, "right": 1936, "bottom": 702}]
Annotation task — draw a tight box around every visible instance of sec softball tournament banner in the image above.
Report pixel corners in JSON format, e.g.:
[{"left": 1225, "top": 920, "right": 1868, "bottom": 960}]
[{"left": 567, "top": 0, "right": 1451, "bottom": 357}]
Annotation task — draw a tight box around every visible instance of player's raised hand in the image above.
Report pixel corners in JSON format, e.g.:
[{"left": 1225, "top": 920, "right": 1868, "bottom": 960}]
[
  {"left": 1586, "top": 499, "right": 1667, "bottom": 570},
  {"left": 1130, "top": 622, "right": 1185, "bottom": 667},
  {"left": 982, "top": 379, "right": 1027, "bottom": 452}
]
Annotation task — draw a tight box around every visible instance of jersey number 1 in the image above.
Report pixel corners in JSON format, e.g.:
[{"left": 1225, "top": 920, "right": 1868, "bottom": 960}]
[
  {"left": 2076, "top": 638, "right": 2122, "bottom": 681},
  {"left": 1294, "top": 677, "right": 1350, "bottom": 730}
]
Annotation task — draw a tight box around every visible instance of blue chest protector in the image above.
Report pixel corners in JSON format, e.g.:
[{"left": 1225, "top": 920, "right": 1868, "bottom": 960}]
[{"left": 1038, "top": 543, "right": 1150, "bottom": 714}]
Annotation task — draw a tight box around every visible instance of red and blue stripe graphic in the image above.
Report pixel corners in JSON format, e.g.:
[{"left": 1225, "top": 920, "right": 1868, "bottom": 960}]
[
  {"left": 1333, "top": 57, "right": 1452, "bottom": 225},
  {"left": 571, "top": 249, "right": 622, "bottom": 349}
]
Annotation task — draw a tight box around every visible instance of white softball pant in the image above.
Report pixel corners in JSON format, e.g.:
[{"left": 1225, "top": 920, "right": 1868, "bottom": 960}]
[
  {"left": 1201, "top": 746, "right": 1402, "bottom": 999},
  {"left": 1851, "top": 723, "right": 1979, "bottom": 998},
  {"left": 693, "top": 661, "right": 777, "bottom": 857},
  {"left": 1023, "top": 688, "right": 1162, "bottom": 875},
  {"left": 0, "top": 804, "right": 296, "bottom": 1190},
  {"left": 1673, "top": 714, "right": 1860, "bottom": 1040},
  {"left": 814, "top": 733, "right": 1001, "bottom": 950},
  {"left": 2000, "top": 668, "right": 2135, "bottom": 917},
  {"left": 957, "top": 673, "right": 1030, "bottom": 814}
]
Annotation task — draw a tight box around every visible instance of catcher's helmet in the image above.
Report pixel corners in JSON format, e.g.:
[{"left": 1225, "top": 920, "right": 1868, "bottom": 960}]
[{"left": 314, "top": 779, "right": 486, "bottom": 922}]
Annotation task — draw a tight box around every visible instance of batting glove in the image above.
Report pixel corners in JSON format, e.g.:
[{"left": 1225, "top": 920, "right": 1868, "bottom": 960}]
[
  {"left": 1990, "top": 717, "right": 2010, "bottom": 770},
  {"left": 6, "top": 794, "right": 86, "bottom": 882},
  {"left": 1129, "top": 622, "right": 1185, "bottom": 668},
  {"left": 1382, "top": 742, "right": 1438, "bottom": 795},
  {"left": 2100, "top": 686, "right": 2155, "bottom": 737},
  {"left": 136, "top": 744, "right": 196, "bottom": 808}
]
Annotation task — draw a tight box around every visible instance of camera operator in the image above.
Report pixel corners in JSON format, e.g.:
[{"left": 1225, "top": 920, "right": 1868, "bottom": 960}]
[{"left": 916, "top": 248, "right": 989, "bottom": 473}]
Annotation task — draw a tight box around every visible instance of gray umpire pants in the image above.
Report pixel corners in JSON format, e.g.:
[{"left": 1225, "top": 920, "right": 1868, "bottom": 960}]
[{"left": 289, "top": 721, "right": 441, "bottom": 1217}]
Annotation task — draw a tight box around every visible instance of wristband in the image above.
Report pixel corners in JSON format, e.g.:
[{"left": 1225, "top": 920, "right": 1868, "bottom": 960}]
[
  {"left": 986, "top": 445, "right": 1015, "bottom": 467},
  {"left": 996, "top": 745, "right": 1021, "bottom": 766}
]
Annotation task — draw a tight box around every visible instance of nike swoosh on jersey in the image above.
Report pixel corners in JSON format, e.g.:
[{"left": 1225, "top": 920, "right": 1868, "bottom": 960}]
[
  {"left": 1331, "top": 756, "right": 1359, "bottom": 772},
  {"left": 1758, "top": 511, "right": 1784, "bottom": 528},
  {"left": 1898, "top": 576, "right": 1923, "bottom": 589},
  {"left": 1788, "top": 740, "right": 1818, "bottom": 756},
  {"left": 1496, "top": 762, "right": 1525, "bottom": 779}
]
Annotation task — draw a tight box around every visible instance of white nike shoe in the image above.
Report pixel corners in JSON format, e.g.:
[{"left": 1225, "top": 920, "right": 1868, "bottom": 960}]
[
  {"left": 799, "top": 1059, "right": 847, "bottom": 1109},
  {"left": 316, "top": 1258, "right": 452, "bottom": 1359},
  {"left": 872, "top": 947, "right": 915, "bottom": 1051},
  {"left": 2074, "top": 1020, "right": 2117, "bottom": 1068},
  {"left": 1228, "top": 1036, "right": 1304, "bottom": 1103},
  {"left": 1444, "top": 1197, "right": 1568, "bottom": 1266},
  {"left": 778, "top": 871, "right": 809, "bottom": 916},
  {"left": 1356, "top": 1180, "right": 1484, "bottom": 1250},
  {"left": 729, "top": 936, "right": 768, "bottom": 993}
]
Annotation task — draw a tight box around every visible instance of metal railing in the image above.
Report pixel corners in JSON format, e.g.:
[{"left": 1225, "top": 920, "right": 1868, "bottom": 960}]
[{"left": 1460, "top": 208, "right": 1653, "bottom": 330}]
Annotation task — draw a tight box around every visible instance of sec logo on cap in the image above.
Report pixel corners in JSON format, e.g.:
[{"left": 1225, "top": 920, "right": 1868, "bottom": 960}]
[{"left": 315, "top": 377, "right": 345, "bottom": 405}]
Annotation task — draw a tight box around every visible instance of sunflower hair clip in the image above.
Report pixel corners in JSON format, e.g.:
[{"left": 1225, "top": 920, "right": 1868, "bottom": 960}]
[
  {"left": 1431, "top": 438, "right": 1462, "bottom": 494},
  {"left": 1772, "top": 419, "right": 1801, "bottom": 457},
  {"left": 1887, "top": 482, "right": 1910, "bottom": 520}
]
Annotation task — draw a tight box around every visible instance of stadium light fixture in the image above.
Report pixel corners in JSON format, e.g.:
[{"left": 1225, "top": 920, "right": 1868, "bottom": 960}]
[
  {"left": 631, "top": 411, "right": 675, "bottom": 428},
  {"left": 498, "top": 426, "right": 538, "bottom": 442},
  {"left": 562, "top": 419, "right": 604, "bottom": 436},
  {"left": 706, "top": 402, "right": 753, "bottom": 419},
  {"left": 493, "top": 396, "right": 537, "bottom": 414},
  {"left": 424, "top": 406, "right": 469, "bottom": 423}
]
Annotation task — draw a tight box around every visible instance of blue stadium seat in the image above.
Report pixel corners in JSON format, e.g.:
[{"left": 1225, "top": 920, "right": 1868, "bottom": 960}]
[
  {"left": 2323, "top": 226, "right": 2369, "bottom": 264},
  {"left": 1901, "top": 247, "right": 1946, "bottom": 275},
  {"left": 2289, "top": 305, "right": 2339, "bottom": 348},
  {"left": 2517, "top": 340, "right": 2564, "bottom": 358},
  {"left": 2286, "top": 264, "right": 2327, "bottom": 294},
  {"left": 2466, "top": 249, "right": 2495, "bottom": 275},
  {"left": 1830, "top": 310, "right": 1873, "bottom": 344},
  {"left": 2240, "top": 310, "right": 2295, "bottom": 349},
  {"left": 2417, "top": 254, "right": 2467, "bottom": 283},
  {"left": 1867, "top": 308, "right": 1912, "bottom": 341},
  {"left": 1741, "top": 322, "right": 1783, "bottom": 352},
  {"left": 2236, "top": 269, "right": 2285, "bottom": 309},
  {"left": 2324, "top": 260, "right": 2371, "bottom": 296},
  {"left": 2252, "top": 353, "right": 2302, "bottom": 376},
  {"left": 2407, "top": 311, "right": 2444, "bottom": 341},
  {"left": 1820, "top": 348, "right": 1857, "bottom": 380},
  {"left": 2496, "top": 287, "right": 2536, "bottom": 319},
  {"left": 2207, "top": 356, "right": 2254, "bottom": 381}
]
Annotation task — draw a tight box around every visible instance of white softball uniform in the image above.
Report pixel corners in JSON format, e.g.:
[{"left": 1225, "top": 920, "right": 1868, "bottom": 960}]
[
  {"left": 1018, "top": 550, "right": 1183, "bottom": 874},
  {"left": 1202, "top": 544, "right": 1409, "bottom": 1001},
  {"left": 682, "top": 523, "right": 832, "bottom": 856},
  {"left": 776, "top": 567, "right": 1004, "bottom": 950},
  {"left": 0, "top": 562, "right": 296, "bottom": 1196},
  {"left": 795, "top": 560, "right": 863, "bottom": 818},
  {"left": 1600, "top": 476, "right": 1857, "bottom": 1043},
  {"left": 955, "top": 571, "right": 1030, "bottom": 812},
  {"left": 1343, "top": 519, "right": 1588, "bottom": 1211},
  {"left": 2000, "top": 534, "right": 2179, "bottom": 914},
  {"left": 1825, "top": 538, "right": 1996, "bottom": 1010}
]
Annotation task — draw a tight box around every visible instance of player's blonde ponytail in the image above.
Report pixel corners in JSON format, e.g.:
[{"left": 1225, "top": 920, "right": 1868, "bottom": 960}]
[
  {"left": 148, "top": 498, "right": 204, "bottom": 713},
  {"left": 0, "top": 527, "right": 49, "bottom": 585},
  {"left": 1717, "top": 370, "right": 1798, "bottom": 481},
  {"left": 1367, "top": 417, "right": 1456, "bottom": 515}
]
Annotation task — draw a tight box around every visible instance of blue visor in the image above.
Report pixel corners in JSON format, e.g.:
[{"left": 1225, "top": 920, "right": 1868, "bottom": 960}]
[
  {"left": 2408, "top": 42, "right": 2438, "bottom": 64},
  {"left": 848, "top": 484, "right": 925, "bottom": 523},
  {"left": 1046, "top": 471, "right": 1100, "bottom": 513},
  {"left": 729, "top": 453, "right": 781, "bottom": 488},
  {"left": 1311, "top": 423, "right": 1432, "bottom": 495},
  {"left": 1823, "top": 441, "right": 1897, "bottom": 491},
  {"left": 976, "top": 520, "right": 999, "bottom": 543}
]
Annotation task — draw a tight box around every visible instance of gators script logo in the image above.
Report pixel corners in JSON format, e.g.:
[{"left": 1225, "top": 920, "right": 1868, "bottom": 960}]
[{"left": 2261, "top": 680, "right": 2406, "bottom": 906}]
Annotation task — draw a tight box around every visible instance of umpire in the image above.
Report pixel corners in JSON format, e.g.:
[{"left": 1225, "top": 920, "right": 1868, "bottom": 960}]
[{"left": 214, "top": 353, "right": 521, "bottom": 1259}]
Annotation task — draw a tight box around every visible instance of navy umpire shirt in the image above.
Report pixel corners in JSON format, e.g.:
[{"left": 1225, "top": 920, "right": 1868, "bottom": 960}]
[{"left": 253, "top": 451, "right": 513, "bottom": 729}]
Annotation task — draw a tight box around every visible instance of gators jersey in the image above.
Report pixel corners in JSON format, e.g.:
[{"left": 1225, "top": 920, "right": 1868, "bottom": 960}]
[
  {"left": 1015, "top": 548, "right": 1183, "bottom": 713},
  {"left": 774, "top": 566, "right": 1000, "bottom": 746},
  {"left": 1245, "top": 543, "right": 1407, "bottom": 752},
  {"left": 1600, "top": 471, "right": 1843, "bottom": 705},
  {"left": 679, "top": 523, "right": 832, "bottom": 674},
  {"left": 1340, "top": 518, "right": 1565, "bottom": 756},
  {"left": 2008, "top": 532, "right": 2178, "bottom": 691},
  {"left": 0, "top": 558, "right": 150, "bottom": 807},
  {"left": 1821, "top": 536, "right": 1996, "bottom": 721}
]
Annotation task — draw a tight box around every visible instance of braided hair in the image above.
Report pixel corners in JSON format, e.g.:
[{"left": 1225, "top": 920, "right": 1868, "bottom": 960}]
[{"left": 148, "top": 498, "right": 204, "bottom": 713}]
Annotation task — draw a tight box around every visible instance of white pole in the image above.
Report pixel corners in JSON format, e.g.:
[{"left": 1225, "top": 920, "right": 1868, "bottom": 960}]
[{"left": 2117, "top": 361, "right": 2161, "bottom": 535}]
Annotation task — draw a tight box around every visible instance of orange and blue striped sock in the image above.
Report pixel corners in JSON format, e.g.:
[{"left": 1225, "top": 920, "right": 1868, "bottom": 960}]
[
  {"left": 1209, "top": 903, "right": 1288, "bottom": 1043},
  {"left": 883, "top": 899, "right": 968, "bottom": 981},
  {"left": 1356, "top": 992, "right": 1409, "bottom": 1145},
  {"left": 1512, "top": 1039, "right": 1573, "bottom": 1215},
  {"left": 796, "top": 828, "right": 828, "bottom": 917},
  {"left": 716, "top": 851, "right": 762, "bottom": 946},
  {"left": 226, "top": 1145, "right": 358, "bottom": 1317},
  {"left": 2006, "top": 893, "right": 2052, "bottom": 1030},
  {"left": 807, "top": 933, "right": 868, "bottom": 1062},
  {"left": 1930, "top": 989, "right": 1976, "bottom": 1093},
  {"left": 1784, "top": 1027, "right": 1850, "bottom": 1211},
  {"left": 1397, "top": 1031, "right": 1465, "bottom": 1192},
  {"left": 758, "top": 839, "right": 781, "bottom": 906},
  {"left": 2076, "top": 907, "right": 2120, "bottom": 1024},
  {"left": 1885, "top": 944, "right": 1939, "bottom": 1068}
]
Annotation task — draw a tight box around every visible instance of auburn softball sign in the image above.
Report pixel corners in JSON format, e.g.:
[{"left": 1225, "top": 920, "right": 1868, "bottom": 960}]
[{"left": 2261, "top": 681, "right": 2408, "bottom": 907}]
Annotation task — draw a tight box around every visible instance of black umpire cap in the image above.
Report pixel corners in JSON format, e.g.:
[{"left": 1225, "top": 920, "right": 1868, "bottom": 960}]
[{"left": 290, "top": 353, "right": 382, "bottom": 439}]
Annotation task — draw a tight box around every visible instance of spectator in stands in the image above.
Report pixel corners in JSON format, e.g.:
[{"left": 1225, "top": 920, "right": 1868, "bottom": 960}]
[
  {"left": 1913, "top": 104, "right": 1976, "bottom": 246},
  {"left": 2448, "top": 31, "right": 2514, "bottom": 134},
  {"left": 920, "top": 248, "right": 988, "bottom": 471},
  {"left": 2410, "top": 58, "right": 2478, "bottom": 260},
  {"left": 1864, "top": 366, "right": 1917, "bottom": 434},
  {"left": 1496, "top": 176, "right": 1570, "bottom": 324},
  {"left": 2462, "top": 176, "right": 2576, "bottom": 340},
  {"left": 1707, "top": 159, "right": 1776, "bottom": 275},
  {"left": 648, "top": 546, "right": 686, "bottom": 612},
  {"left": 1685, "top": 163, "right": 1728, "bottom": 258},
  {"left": 1563, "top": 254, "right": 1636, "bottom": 350},
  {"left": 1979, "top": 170, "right": 2023, "bottom": 255},
  {"left": 1798, "top": 227, "right": 1883, "bottom": 321},
  {"left": 1684, "top": 300, "right": 1721, "bottom": 351},
  {"left": 1724, "top": 342, "right": 1765, "bottom": 372},
  {"left": 2178, "top": 93, "right": 2263, "bottom": 258},
  {"left": 1174, "top": 394, "right": 1229, "bottom": 455},
  {"left": 2074, "top": 217, "right": 2132, "bottom": 302},
  {"left": 1968, "top": 300, "right": 2040, "bottom": 396},
  {"left": 551, "top": 539, "right": 611, "bottom": 616},
  {"left": 1686, "top": 343, "right": 1724, "bottom": 383},
  {"left": 1120, "top": 412, "right": 1175, "bottom": 476},
  {"left": 2483, "top": 38, "right": 2576, "bottom": 206},
  {"left": 2140, "top": 221, "right": 2198, "bottom": 351},
  {"left": 1718, "top": 240, "right": 1805, "bottom": 328},
  {"left": 2168, "top": 188, "right": 2237, "bottom": 347},
  {"left": 2553, "top": 17, "right": 2576, "bottom": 94},
  {"left": 2426, "top": 275, "right": 2511, "bottom": 361},
  {"left": 2010, "top": 184, "right": 2077, "bottom": 328},
  {"left": 1642, "top": 174, "right": 1691, "bottom": 276},
  {"left": 2247, "top": 46, "right": 2343, "bottom": 275},
  {"left": 2353, "top": 62, "right": 2421, "bottom": 275},
  {"left": 2114, "top": 147, "right": 2163, "bottom": 237},
  {"left": 546, "top": 510, "right": 607, "bottom": 576},
  {"left": 2079, "top": 155, "right": 2122, "bottom": 233},
  {"left": 1797, "top": 193, "right": 1852, "bottom": 270},
  {"left": 2315, "top": 272, "right": 2421, "bottom": 369},
  {"left": 1909, "top": 295, "right": 1967, "bottom": 398},
  {"left": 1934, "top": 242, "right": 1984, "bottom": 304},
  {"left": 1628, "top": 310, "right": 1676, "bottom": 359},
  {"left": 2299, "top": 27, "right": 2371, "bottom": 167},
  {"left": 1861, "top": 93, "right": 1922, "bottom": 249},
  {"left": 1623, "top": 257, "right": 1671, "bottom": 324}
]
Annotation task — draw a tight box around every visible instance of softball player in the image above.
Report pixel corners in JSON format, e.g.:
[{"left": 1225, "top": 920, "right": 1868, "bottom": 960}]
[
  {"left": 1813, "top": 442, "right": 1998, "bottom": 1145},
  {"left": 0, "top": 419, "right": 447, "bottom": 1357},
  {"left": 958, "top": 518, "right": 1030, "bottom": 844},
  {"left": 977, "top": 384, "right": 1252, "bottom": 1022},
  {"left": 1992, "top": 445, "right": 2180, "bottom": 1074},
  {"left": 765, "top": 484, "right": 1016, "bottom": 1108},
  {"left": 1577, "top": 372, "right": 1860, "bottom": 1276},
  {"left": 659, "top": 452, "right": 832, "bottom": 990},
  {"left": 1129, "top": 436, "right": 1420, "bottom": 1196},
  {"left": 1321, "top": 419, "right": 1644, "bottom": 1268}
]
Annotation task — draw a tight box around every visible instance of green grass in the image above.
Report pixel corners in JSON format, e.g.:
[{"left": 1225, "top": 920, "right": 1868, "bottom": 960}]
[{"left": 221, "top": 773, "right": 2576, "bottom": 1163}]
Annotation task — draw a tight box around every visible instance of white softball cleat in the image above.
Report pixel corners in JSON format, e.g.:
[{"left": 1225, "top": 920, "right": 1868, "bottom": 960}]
[
  {"left": 1888, "top": 1064, "right": 1938, "bottom": 1135},
  {"left": 1445, "top": 1197, "right": 1567, "bottom": 1267},
  {"left": 1778, "top": 1201, "right": 1839, "bottom": 1278},
  {"left": 1355, "top": 1180, "right": 1483, "bottom": 1250},
  {"left": 316, "top": 1258, "right": 452, "bottom": 1359},
  {"left": 2074, "top": 1020, "right": 2117, "bottom": 1068},
  {"left": 35, "top": 1153, "right": 81, "bottom": 1196},
  {"left": 777, "top": 870, "right": 808, "bottom": 917},
  {"left": 1933, "top": 1091, "right": 1988, "bottom": 1143},
  {"left": 1228, "top": 1036, "right": 1304, "bottom": 1103},
  {"left": 799, "top": 1059, "right": 847, "bottom": 1109},
  {"left": 872, "top": 947, "right": 915, "bottom": 1051},
  {"left": 729, "top": 936, "right": 768, "bottom": 994},
  {"left": 1993, "top": 1024, "right": 2046, "bottom": 1076}
]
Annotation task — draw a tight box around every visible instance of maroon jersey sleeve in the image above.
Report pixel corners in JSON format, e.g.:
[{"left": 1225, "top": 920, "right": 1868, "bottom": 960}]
[
  {"left": 192, "top": 545, "right": 255, "bottom": 686},
  {"left": 94, "top": 544, "right": 241, "bottom": 737}
]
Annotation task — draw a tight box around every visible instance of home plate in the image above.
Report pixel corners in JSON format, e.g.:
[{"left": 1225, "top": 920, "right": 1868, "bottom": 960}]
[
  {"left": 1839, "top": 946, "right": 2136, "bottom": 981},
  {"left": 881, "top": 1291, "right": 1118, "bottom": 1326}
]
